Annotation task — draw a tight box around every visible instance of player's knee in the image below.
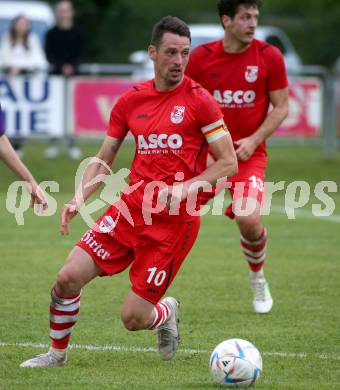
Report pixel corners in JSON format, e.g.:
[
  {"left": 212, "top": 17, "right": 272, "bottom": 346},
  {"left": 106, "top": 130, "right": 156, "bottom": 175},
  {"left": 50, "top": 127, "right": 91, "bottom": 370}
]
[
  {"left": 56, "top": 251, "right": 84, "bottom": 293},
  {"left": 56, "top": 267, "right": 80, "bottom": 294},
  {"left": 121, "top": 313, "right": 139, "bottom": 331},
  {"left": 121, "top": 308, "right": 145, "bottom": 331},
  {"left": 236, "top": 215, "right": 263, "bottom": 239}
]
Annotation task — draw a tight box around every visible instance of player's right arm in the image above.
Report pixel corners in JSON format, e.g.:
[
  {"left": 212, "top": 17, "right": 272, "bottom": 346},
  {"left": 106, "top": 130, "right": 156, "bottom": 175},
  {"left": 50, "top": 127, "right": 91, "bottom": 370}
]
[
  {"left": 61, "top": 90, "right": 130, "bottom": 235},
  {"left": 60, "top": 136, "right": 124, "bottom": 235},
  {"left": 60, "top": 136, "right": 123, "bottom": 235}
]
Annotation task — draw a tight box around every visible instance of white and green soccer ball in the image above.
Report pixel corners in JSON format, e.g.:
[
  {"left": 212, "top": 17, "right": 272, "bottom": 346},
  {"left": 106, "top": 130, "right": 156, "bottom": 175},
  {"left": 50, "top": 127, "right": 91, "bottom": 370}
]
[{"left": 209, "top": 338, "right": 262, "bottom": 388}]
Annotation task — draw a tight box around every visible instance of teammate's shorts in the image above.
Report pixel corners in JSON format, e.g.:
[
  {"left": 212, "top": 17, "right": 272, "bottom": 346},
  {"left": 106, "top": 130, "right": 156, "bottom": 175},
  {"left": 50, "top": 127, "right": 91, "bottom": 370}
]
[
  {"left": 200, "top": 153, "right": 267, "bottom": 219},
  {"left": 76, "top": 205, "right": 200, "bottom": 304}
]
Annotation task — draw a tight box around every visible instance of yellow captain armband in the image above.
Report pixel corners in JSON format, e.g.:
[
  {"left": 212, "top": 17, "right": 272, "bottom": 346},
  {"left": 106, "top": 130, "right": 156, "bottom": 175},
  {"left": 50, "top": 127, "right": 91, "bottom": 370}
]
[{"left": 201, "top": 119, "right": 229, "bottom": 143}]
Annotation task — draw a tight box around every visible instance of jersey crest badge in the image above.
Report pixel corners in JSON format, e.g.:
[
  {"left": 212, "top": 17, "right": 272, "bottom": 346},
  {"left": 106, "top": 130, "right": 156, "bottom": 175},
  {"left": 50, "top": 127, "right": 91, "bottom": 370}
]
[
  {"left": 170, "top": 106, "right": 185, "bottom": 124},
  {"left": 245, "top": 66, "right": 258, "bottom": 83},
  {"left": 99, "top": 216, "right": 116, "bottom": 234}
]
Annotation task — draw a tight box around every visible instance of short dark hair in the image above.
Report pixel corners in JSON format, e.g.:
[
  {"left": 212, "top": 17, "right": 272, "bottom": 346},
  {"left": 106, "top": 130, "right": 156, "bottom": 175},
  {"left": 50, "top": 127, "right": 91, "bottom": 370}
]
[
  {"left": 151, "top": 16, "right": 191, "bottom": 48},
  {"left": 218, "top": 0, "right": 261, "bottom": 19}
]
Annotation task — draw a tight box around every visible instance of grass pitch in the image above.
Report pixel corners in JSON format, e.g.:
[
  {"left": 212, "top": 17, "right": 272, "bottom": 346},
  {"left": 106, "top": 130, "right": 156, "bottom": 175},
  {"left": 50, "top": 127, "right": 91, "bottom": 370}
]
[{"left": 0, "top": 142, "right": 339, "bottom": 389}]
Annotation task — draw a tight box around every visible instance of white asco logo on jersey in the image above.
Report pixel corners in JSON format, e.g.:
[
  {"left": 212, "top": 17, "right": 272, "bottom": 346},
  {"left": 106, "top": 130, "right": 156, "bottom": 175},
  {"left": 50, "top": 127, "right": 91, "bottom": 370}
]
[
  {"left": 245, "top": 66, "right": 258, "bottom": 83},
  {"left": 170, "top": 106, "right": 185, "bottom": 124},
  {"left": 213, "top": 90, "right": 256, "bottom": 105},
  {"left": 138, "top": 134, "right": 183, "bottom": 150}
]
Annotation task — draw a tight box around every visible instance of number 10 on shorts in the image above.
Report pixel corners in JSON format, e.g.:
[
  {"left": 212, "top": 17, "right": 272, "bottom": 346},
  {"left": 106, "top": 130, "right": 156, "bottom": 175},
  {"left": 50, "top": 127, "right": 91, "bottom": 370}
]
[
  {"left": 147, "top": 267, "right": 167, "bottom": 286},
  {"left": 249, "top": 175, "right": 264, "bottom": 192}
]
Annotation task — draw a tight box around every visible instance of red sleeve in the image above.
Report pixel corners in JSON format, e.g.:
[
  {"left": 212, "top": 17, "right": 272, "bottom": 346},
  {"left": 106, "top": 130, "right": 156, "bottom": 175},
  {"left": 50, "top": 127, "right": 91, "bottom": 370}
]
[
  {"left": 194, "top": 87, "right": 229, "bottom": 143},
  {"left": 107, "top": 95, "right": 129, "bottom": 139},
  {"left": 195, "top": 87, "right": 224, "bottom": 128},
  {"left": 266, "top": 47, "right": 288, "bottom": 91},
  {"left": 185, "top": 49, "right": 200, "bottom": 82}
]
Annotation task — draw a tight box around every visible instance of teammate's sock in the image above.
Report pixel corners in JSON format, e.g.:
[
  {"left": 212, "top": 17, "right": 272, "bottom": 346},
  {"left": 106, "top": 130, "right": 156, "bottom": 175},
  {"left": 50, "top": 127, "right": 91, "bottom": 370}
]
[
  {"left": 149, "top": 301, "right": 172, "bottom": 330},
  {"left": 50, "top": 287, "right": 81, "bottom": 350},
  {"left": 240, "top": 228, "right": 267, "bottom": 272}
]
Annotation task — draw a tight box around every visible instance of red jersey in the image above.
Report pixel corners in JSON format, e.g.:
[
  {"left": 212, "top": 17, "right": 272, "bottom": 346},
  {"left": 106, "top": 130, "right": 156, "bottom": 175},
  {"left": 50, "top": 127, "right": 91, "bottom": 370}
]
[
  {"left": 107, "top": 75, "right": 226, "bottom": 221},
  {"left": 186, "top": 39, "right": 288, "bottom": 155}
]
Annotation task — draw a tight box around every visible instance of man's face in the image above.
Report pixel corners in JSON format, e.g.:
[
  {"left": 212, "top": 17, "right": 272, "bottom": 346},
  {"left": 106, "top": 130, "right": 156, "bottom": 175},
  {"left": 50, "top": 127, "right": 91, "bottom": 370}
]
[
  {"left": 56, "top": 1, "right": 74, "bottom": 24},
  {"left": 224, "top": 5, "right": 259, "bottom": 45},
  {"left": 149, "top": 32, "right": 190, "bottom": 87}
]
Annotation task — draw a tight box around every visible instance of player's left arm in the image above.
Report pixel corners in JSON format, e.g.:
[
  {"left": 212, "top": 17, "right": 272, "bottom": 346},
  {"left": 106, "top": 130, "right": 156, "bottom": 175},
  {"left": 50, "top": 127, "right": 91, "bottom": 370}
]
[
  {"left": 187, "top": 130, "right": 238, "bottom": 188},
  {"left": 160, "top": 127, "right": 238, "bottom": 207},
  {"left": 235, "top": 87, "right": 289, "bottom": 161}
]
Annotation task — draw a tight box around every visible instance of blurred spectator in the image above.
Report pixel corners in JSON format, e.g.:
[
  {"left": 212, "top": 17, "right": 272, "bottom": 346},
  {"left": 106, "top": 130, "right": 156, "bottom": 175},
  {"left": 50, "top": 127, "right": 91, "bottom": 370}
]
[
  {"left": 0, "top": 14, "right": 48, "bottom": 157},
  {"left": 44, "top": 0, "right": 84, "bottom": 160},
  {"left": 45, "top": 0, "right": 83, "bottom": 76},
  {"left": 0, "top": 14, "right": 48, "bottom": 76}
]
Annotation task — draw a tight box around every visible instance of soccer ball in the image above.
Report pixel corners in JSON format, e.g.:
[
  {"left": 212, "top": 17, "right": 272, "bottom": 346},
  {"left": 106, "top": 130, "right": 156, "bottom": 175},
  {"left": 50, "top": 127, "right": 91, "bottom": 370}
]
[{"left": 209, "top": 338, "right": 262, "bottom": 388}]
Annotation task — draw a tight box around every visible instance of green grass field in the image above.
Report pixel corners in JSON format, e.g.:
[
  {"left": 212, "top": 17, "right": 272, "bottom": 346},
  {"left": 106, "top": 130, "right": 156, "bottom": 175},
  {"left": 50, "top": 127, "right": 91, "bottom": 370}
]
[{"left": 0, "top": 142, "right": 339, "bottom": 389}]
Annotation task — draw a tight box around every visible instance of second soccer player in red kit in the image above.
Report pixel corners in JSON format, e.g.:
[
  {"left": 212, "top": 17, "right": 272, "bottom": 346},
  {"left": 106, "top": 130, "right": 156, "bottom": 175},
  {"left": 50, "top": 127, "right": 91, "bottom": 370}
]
[
  {"left": 20, "top": 16, "right": 238, "bottom": 368},
  {"left": 186, "top": 0, "right": 289, "bottom": 313}
]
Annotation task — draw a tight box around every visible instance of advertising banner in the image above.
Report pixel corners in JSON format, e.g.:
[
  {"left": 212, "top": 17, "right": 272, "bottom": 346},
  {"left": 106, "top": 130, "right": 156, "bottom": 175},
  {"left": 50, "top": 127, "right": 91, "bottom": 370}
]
[
  {"left": 70, "top": 77, "right": 323, "bottom": 138},
  {"left": 70, "top": 77, "right": 135, "bottom": 136},
  {"left": 0, "top": 75, "right": 65, "bottom": 137},
  {"left": 275, "top": 77, "right": 322, "bottom": 137}
]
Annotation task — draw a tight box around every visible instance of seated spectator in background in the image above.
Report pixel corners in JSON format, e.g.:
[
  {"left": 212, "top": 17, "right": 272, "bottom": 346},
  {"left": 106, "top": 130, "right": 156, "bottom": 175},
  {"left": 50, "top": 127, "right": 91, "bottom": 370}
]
[
  {"left": 0, "top": 14, "right": 48, "bottom": 157},
  {"left": 43, "top": 0, "right": 84, "bottom": 160},
  {"left": 0, "top": 14, "right": 48, "bottom": 76},
  {"left": 45, "top": 0, "right": 84, "bottom": 76}
]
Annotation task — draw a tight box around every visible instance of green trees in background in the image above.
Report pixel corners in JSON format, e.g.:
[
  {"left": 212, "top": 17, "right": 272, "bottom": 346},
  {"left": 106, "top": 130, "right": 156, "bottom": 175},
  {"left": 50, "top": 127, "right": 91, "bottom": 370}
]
[
  {"left": 264, "top": 0, "right": 340, "bottom": 67},
  {"left": 47, "top": 0, "right": 339, "bottom": 67}
]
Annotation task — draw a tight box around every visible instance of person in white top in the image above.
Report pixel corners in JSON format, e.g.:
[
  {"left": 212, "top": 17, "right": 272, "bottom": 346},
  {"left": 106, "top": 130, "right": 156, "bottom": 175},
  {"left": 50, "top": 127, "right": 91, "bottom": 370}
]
[
  {"left": 0, "top": 14, "right": 48, "bottom": 76},
  {"left": 0, "top": 14, "right": 48, "bottom": 156}
]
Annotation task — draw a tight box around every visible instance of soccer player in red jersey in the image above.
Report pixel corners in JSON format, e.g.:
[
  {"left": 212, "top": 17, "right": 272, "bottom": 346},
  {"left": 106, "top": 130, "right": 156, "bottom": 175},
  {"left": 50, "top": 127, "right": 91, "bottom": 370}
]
[
  {"left": 186, "top": 0, "right": 289, "bottom": 313},
  {"left": 0, "top": 104, "right": 47, "bottom": 208},
  {"left": 20, "top": 16, "right": 237, "bottom": 368}
]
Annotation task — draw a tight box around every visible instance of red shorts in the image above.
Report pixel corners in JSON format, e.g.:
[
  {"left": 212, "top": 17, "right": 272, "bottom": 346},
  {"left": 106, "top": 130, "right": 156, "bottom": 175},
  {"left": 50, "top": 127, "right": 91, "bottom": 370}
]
[
  {"left": 76, "top": 205, "right": 200, "bottom": 304},
  {"left": 200, "top": 153, "right": 267, "bottom": 219}
]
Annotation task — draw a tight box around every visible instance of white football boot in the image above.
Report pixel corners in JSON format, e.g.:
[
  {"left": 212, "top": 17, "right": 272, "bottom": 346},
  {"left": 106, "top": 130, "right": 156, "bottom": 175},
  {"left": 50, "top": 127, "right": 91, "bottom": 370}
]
[
  {"left": 20, "top": 348, "right": 67, "bottom": 368},
  {"left": 156, "top": 297, "right": 180, "bottom": 361},
  {"left": 250, "top": 270, "right": 273, "bottom": 314}
]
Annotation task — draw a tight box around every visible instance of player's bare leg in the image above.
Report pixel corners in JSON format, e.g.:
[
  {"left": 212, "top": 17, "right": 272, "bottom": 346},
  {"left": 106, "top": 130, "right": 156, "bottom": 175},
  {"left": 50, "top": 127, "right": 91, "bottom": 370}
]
[
  {"left": 121, "top": 291, "right": 180, "bottom": 360},
  {"left": 234, "top": 199, "right": 273, "bottom": 314},
  {"left": 20, "top": 247, "right": 102, "bottom": 368}
]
